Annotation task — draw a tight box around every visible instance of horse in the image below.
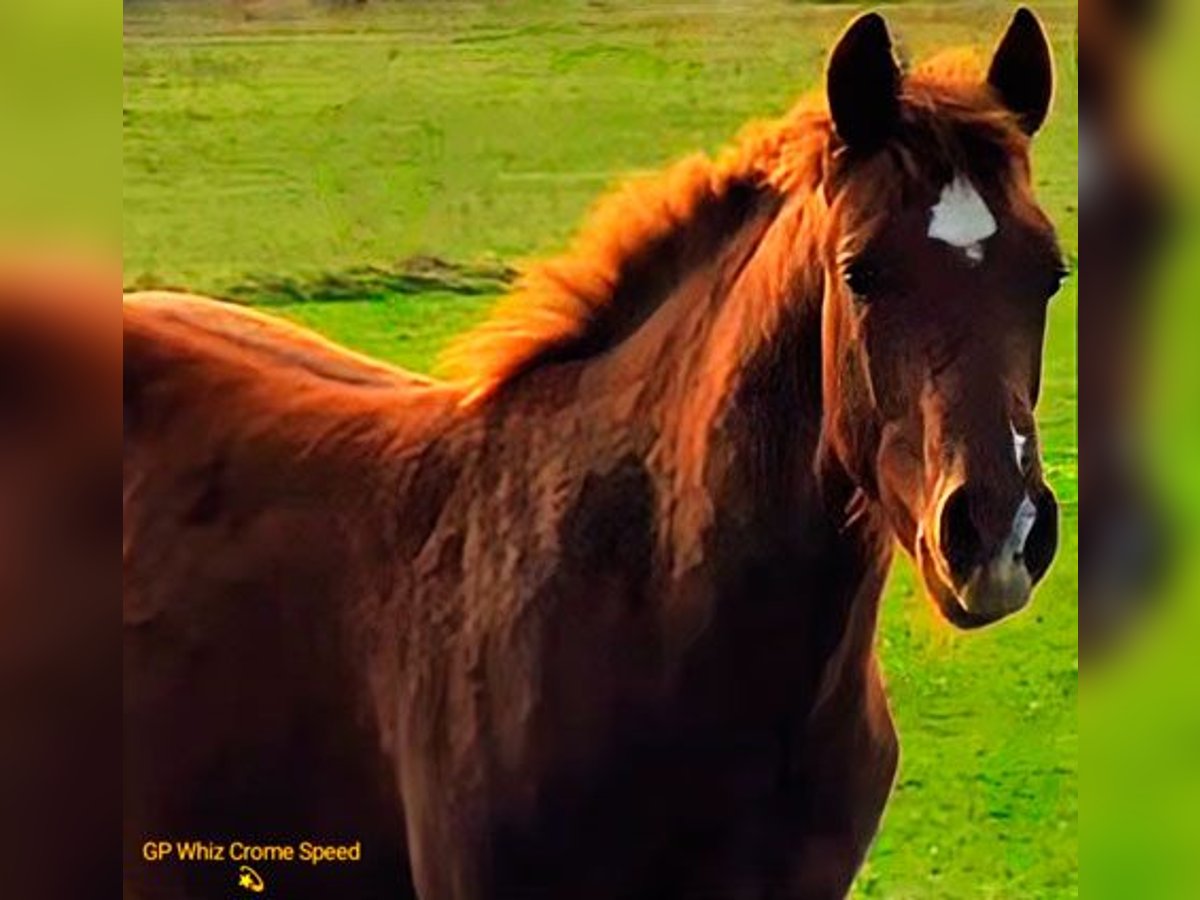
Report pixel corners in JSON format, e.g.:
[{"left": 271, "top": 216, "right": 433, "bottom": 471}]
[{"left": 124, "top": 9, "right": 1064, "bottom": 898}]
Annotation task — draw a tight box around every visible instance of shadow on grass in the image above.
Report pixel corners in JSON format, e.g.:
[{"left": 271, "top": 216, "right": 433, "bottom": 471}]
[{"left": 125, "top": 255, "right": 517, "bottom": 306}]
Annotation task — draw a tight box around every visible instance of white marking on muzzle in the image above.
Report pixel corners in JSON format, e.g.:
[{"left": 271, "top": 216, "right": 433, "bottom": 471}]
[
  {"left": 1011, "top": 423, "right": 1029, "bottom": 472},
  {"left": 928, "top": 174, "right": 997, "bottom": 264},
  {"left": 963, "top": 494, "right": 1038, "bottom": 616},
  {"left": 1007, "top": 495, "right": 1038, "bottom": 558}
]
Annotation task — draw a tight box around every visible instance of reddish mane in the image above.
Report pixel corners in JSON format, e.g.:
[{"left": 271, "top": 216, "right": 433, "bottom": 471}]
[{"left": 443, "top": 50, "right": 1028, "bottom": 397}]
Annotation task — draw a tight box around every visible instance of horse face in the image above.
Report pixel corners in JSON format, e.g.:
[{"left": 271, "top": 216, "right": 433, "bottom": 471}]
[
  {"left": 822, "top": 9, "right": 1063, "bottom": 628},
  {"left": 855, "top": 190, "right": 1064, "bottom": 629}
]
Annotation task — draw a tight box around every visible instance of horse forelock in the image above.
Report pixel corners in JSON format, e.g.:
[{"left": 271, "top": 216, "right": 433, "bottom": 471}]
[{"left": 442, "top": 49, "right": 1032, "bottom": 400}]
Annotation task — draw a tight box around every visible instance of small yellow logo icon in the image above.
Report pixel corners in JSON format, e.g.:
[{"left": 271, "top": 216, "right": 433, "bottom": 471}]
[{"left": 237, "top": 865, "right": 265, "bottom": 894}]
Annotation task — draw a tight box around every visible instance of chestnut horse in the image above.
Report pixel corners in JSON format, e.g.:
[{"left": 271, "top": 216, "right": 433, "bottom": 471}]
[{"left": 124, "top": 10, "right": 1064, "bottom": 899}]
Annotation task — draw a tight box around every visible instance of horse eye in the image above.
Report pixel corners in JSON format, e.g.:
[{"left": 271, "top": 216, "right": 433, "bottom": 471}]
[{"left": 844, "top": 261, "right": 880, "bottom": 300}]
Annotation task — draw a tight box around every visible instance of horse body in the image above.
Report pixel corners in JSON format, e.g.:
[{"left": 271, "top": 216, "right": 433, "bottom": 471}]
[
  {"left": 384, "top": 197, "right": 900, "bottom": 898},
  {"left": 124, "top": 217, "right": 896, "bottom": 898},
  {"left": 125, "top": 10, "right": 1062, "bottom": 899}
]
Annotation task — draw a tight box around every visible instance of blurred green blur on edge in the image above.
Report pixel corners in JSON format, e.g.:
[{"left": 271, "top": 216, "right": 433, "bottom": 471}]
[
  {"left": 0, "top": 0, "right": 119, "bottom": 249},
  {"left": 1084, "top": 0, "right": 1200, "bottom": 894}
]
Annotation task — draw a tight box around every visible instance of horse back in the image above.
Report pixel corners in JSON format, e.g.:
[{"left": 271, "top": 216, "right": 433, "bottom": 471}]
[{"left": 123, "top": 292, "right": 457, "bottom": 898}]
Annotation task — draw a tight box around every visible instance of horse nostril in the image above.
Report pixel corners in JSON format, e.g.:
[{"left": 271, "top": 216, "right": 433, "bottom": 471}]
[
  {"left": 939, "top": 486, "right": 983, "bottom": 585},
  {"left": 1024, "top": 490, "right": 1059, "bottom": 582}
]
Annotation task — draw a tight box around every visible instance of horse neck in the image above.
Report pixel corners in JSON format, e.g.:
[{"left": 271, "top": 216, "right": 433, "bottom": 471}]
[
  {"left": 602, "top": 191, "right": 844, "bottom": 549},
  {"left": 586, "top": 189, "right": 891, "bottom": 704}
]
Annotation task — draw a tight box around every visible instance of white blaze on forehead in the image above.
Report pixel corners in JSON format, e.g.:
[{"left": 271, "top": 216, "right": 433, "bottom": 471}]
[{"left": 928, "top": 174, "right": 997, "bottom": 263}]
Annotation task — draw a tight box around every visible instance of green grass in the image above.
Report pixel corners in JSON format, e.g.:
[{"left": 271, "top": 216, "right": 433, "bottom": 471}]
[{"left": 124, "top": 2, "right": 1078, "bottom": 895}]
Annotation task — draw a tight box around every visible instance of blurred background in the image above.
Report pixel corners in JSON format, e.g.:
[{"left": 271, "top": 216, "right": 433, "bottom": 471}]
[
  {"left": 120, "top": 1, "right": 1083, "bottom": 897},
  {"left": 0, "top": 1, "right": 117, "bottom": 250},
  {"left": 0, "top": 4, "right": 117, "bottom": 899},
  {"left": 1080, "top": 0, "right": 1200, "bottom": 897}
]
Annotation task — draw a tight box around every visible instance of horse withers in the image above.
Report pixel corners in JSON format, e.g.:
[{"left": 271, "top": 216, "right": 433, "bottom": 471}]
[{"left": 124, "top": 8, "right": 1063, "bottom": 898}]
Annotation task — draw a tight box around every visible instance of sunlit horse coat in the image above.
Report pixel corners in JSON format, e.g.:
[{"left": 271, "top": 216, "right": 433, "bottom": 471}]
[{"left": 124, "top": 10, "right": 1061, "bottom": 899}]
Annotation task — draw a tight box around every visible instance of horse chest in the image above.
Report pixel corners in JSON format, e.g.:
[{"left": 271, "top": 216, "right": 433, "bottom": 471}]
[
  {"left": 467, "top": 638, "right": 893, "bottom": 900},
  {"left": 435, "top": 552, "right": 891, "bottom": 898}
]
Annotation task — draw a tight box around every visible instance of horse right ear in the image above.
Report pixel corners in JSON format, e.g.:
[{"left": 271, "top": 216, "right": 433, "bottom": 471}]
[{"left": 827, "top": 13, "right": 901, "bottom": 152}]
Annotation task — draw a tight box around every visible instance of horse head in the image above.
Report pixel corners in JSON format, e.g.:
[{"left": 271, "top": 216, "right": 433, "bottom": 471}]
[{"left": 816, "top": 9, "right": 1065, "bottom": 628}]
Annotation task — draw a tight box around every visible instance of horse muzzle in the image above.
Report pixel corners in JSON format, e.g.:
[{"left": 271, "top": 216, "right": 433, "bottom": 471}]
[{"left": 918, "top": 481, "right": 1059, "bottom": 629}]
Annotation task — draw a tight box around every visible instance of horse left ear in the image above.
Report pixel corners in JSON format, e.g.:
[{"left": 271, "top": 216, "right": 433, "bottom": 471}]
[
  {"left": 988, "top": 7, "right": 1054, "bottom": 135},
  {"left": 827, "top": 13, "right": 901, "bottom": 152}
]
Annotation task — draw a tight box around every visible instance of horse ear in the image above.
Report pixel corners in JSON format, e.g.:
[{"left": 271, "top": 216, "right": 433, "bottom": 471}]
[
  {"left": 988, "top": 7, "right": 1054, "bottom": 135},
  {"left": 826, "top": 13, "right": 901, "bottom": 152}
]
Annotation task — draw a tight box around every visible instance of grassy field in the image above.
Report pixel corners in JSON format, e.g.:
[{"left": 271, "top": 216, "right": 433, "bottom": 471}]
[{"left": 123, "top": 1, "right": 1078, "bottom": 895}]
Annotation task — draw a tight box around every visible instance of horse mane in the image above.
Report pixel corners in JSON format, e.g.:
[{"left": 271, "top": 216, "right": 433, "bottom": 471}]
[{"left": 442, "top": 50, "right": 1028, "bottom": 397}]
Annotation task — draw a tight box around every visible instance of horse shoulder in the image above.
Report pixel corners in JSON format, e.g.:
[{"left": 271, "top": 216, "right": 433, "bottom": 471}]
[{"left": 122, "top": 292, "right": 463, "bottom": 626}]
